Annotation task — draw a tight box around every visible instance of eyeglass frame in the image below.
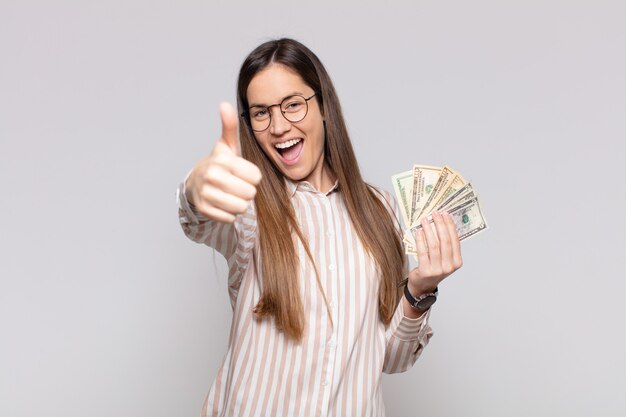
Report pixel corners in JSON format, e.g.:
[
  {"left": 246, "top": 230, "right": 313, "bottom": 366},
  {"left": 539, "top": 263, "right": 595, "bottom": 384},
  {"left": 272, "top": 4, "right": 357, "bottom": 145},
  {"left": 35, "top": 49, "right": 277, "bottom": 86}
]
[{"left": 241, "top": 93, "right": 317, "bottom": 132}]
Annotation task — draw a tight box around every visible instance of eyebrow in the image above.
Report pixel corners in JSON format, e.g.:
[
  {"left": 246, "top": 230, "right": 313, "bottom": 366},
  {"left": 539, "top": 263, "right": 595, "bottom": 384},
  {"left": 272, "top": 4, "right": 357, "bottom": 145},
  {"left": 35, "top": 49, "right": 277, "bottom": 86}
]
[{"left": 248, "top": 91, "right": 305, "bottom": 108}]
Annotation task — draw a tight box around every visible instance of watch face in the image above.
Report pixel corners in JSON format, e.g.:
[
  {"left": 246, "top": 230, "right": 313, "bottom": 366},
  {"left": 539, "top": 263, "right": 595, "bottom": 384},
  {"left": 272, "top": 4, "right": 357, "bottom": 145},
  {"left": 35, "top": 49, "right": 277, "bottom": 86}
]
[{"left": 416, "top": 295, "right": 437, "bottom": 310}]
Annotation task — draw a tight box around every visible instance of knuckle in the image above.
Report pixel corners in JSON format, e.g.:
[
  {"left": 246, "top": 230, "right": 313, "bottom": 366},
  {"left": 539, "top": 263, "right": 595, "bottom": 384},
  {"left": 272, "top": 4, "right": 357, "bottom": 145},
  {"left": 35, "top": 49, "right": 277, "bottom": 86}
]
[
  {"left": 205, "top": 205, "right": 234, "bottom": 223},
  {"left": 205, "top": 167, "right": 228, "bottom": 188},
  {"left": 200, "top": 186, "right": 219, "bottom": 204},
  {"left": 198, "top": 204, "right": 215, "bottom": 219},
  {"left": 213, "top": 152, "right": 231, "bottom": 166},
  {"left": 427, "top": 267, "right": 442, "bottom": 277},
  {"left": 243, "top": 185, "right": 257, "bottom": 200},
  {"left": 252, "top": 168, "right": 262, "bottom": 184},
  {"left": 236, "top": 198, "right": 249, "bottom": 211},
  {"left": 204, "top": 164, "right": 220, "bottom": 180}
]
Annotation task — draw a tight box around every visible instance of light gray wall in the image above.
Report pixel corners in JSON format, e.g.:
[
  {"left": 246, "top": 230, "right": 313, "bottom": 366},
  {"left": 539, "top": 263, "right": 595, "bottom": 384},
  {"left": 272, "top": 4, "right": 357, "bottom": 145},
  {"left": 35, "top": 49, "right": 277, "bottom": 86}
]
[{"left": 1, "top": 1, "right": 625, "bottom": 416}]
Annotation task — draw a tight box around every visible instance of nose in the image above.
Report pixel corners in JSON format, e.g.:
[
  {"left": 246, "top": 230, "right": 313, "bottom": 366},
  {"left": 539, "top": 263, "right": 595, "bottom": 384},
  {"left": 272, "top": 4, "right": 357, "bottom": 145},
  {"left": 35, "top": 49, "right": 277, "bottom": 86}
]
[{"left": 269, "top": 107, "right": 292, "bottom": 136}]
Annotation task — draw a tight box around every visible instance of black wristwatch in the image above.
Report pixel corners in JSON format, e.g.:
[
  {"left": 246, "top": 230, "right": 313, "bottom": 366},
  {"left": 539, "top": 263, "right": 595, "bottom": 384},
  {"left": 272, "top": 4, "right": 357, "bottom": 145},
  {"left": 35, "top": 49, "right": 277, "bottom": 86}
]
[{"left": 404, "top": 284, "right": 438, "bottom": 311}]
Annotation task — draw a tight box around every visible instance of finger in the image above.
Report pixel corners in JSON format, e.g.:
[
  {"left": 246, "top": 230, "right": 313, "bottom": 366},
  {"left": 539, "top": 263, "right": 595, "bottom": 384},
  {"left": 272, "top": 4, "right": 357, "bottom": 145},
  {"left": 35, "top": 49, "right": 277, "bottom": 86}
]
[
  {"left": 219, "top": 102, "right": 240, "bottom": 155},
  {"left": 211, "top": 145, "right": 262, "bottom": 185},
  {"left": 421, "top": 215, "right": 441, "bottom": 269},
  {"left": 414, "top": 227, "right": 430, "bottom": 269},
  {"left": 200, "top": 184, "right": 250, "bottom": 215},
  {"left": 228, "top": 157, "right": 262, "bottom": 185},
  {"left": 208, "top": 170, "right": 258, "bottom": 201},
  {"left": 432, "top": 210, "right": 453, "bottom": 271},
  {"left": 197, "top": 205, "right": 236, "bottom": 224},
  {"left": 444, "top": 211, "right": 463, "bottom": 268}
]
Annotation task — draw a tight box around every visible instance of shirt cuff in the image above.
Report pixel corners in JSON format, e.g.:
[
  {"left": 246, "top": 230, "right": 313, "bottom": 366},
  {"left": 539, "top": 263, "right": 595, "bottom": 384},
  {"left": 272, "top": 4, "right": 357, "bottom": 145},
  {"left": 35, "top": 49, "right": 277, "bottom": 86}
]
[
  {"left": 393, "top": 306, "right": 431, "bottom": 342},
  {"left": 177, "top": 172, "right": 206, "bottom": 225}
]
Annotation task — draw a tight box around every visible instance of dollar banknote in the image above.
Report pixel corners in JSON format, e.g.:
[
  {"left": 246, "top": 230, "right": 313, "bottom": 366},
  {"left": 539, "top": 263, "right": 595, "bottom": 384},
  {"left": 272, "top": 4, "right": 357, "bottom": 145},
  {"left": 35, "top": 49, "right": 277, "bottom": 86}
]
[
  {"left": 391, "top": 169, "right": 413, "bottom": 226},
  {"left": 427, "top": 171, "right": 467, "bottom": 215},
  {"left": 392, "top": 165, "right": 488, "bottom": 258},
  {"left": 437, "top": 182, "right": 475, "bottom": 211},
  {"left": 408, "top": 165, "right": 441, "bottom": 226},
  {"left": 411, "top": 165, "right": 454, "bottom": 227},
  {"left": 409, "top": 196, "right": 488, "bottom": 242}
]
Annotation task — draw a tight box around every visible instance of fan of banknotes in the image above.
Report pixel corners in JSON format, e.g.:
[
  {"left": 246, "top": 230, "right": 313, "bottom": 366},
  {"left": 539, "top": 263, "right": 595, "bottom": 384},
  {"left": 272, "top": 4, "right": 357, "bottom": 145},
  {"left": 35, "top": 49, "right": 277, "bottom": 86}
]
[{"left": 391, "top": 165, "right": 488, "bottom": 258}]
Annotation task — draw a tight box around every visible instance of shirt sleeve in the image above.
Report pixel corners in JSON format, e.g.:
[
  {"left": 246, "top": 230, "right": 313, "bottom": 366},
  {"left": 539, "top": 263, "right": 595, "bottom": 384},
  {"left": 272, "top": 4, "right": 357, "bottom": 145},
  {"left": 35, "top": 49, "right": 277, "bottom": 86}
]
[
  {"left": 176, "top": 181, "right": 257, "bottom": 296},
  {"left": 382, "top": 303, "right": 433, "bottom": 373}
]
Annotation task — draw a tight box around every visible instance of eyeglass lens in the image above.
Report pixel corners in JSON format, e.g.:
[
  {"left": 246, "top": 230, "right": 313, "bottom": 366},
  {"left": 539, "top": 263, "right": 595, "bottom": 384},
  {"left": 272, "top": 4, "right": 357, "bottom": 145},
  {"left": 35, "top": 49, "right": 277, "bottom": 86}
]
[{"left": 248, "top": 95, "right": 310, "bottom": 132}]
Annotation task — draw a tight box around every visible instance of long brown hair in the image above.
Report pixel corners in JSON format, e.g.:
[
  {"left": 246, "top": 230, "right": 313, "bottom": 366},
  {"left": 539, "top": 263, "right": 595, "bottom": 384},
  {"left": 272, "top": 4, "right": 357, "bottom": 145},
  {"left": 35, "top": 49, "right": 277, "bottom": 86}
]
[{"left": 237, "top": 38, "right": 405, "bottom": 341}]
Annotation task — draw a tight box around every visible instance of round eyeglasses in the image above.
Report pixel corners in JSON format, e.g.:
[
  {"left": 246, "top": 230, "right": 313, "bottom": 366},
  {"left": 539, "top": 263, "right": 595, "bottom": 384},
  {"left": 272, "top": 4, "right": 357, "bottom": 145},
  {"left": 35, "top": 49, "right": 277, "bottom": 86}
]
[{"left": 243, "top": 94, "right": 316, "bottom": 132}]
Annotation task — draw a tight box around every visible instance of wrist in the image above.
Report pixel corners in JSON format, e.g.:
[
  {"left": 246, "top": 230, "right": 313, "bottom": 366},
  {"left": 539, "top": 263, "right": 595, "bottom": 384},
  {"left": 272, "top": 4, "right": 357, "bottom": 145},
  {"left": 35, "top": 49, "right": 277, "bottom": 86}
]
[
  {"left": 406, "top": 280, "right": 437, "bottom": 298},
  {"left": 404, "top": 282, "right": 438, "bottom": 312}
]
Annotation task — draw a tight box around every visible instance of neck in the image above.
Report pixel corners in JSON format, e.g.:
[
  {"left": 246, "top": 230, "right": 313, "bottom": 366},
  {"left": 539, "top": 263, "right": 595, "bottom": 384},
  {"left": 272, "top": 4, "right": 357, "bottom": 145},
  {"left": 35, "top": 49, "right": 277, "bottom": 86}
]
[{"left": 306, "top": 161, "right": 336, "bottom": 193}]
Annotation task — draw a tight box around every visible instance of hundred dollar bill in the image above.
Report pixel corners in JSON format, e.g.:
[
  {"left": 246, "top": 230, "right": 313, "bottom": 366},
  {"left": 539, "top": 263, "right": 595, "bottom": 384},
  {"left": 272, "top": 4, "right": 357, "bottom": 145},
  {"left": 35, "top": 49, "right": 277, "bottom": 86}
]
[
  {"left": 410, "top": 196, "right": 488, "bottom": 242},
  {"left": 408, "top": 165, "right": 442, "bottom": 226},
  {"left": 391, "top": 169, "right": 413, "bottom": 226},
  {"left": 412, "top": 165, "right": 453, "bottom": 226}
]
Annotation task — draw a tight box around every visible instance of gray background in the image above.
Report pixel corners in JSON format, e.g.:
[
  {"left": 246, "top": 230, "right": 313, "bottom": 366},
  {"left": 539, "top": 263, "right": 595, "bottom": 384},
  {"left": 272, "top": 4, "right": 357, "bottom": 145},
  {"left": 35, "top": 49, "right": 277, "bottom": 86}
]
[{"left": 1, "top": 1, "right": 625, "bottom": 416}]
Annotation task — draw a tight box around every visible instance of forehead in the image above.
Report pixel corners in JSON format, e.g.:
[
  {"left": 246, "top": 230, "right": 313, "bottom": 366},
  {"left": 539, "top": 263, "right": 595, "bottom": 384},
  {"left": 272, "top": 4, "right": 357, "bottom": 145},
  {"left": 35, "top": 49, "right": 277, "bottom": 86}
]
[{"left": 246, "top": 64, "right": 312, "bottom": 105}]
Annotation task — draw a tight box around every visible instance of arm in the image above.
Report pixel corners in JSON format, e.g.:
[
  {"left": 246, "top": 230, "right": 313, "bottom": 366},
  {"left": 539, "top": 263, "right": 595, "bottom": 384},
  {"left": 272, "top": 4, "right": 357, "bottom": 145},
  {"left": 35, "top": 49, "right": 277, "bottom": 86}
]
[
  {"left": 384, "top": 210, "right": 463, "bottom": 373},
  {"left": 383, "top": 303, "right": 433, "bottom": 374},
  {"left": 178, "top": 179, "right": 256, "bottom": 258},
  {"left": 177, "top": 102, "right": 262, "bottom": 291},
  {"left": 369, "top": 188, "right": 433, "bottom": 372},
  {"left": 177, "top": 180, "right": 256, "bottom": 294},
  {"left": 374, "top": 188, "right": 461, "bottom": 373}
]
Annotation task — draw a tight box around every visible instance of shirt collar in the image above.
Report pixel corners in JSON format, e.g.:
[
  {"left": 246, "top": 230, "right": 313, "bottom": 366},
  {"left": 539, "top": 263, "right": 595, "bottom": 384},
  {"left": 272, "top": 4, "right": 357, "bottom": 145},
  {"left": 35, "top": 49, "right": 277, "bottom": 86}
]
[{"left": 285, "top": 178, "right": 340, "bottom": 197}]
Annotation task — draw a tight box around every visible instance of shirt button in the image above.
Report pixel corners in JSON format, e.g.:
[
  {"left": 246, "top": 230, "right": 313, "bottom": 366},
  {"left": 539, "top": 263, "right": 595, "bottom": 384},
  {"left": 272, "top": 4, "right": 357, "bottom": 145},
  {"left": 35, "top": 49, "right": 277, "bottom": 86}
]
[
  {"left": 322, "top": 379, "right": 329, "bottom": 387},
  {"left": 329, "top": 339, "right": 336, "bottom": 348},
  {"left": 326, "top": 231, "right": 334, "bottom": 238},
  {"left": 329, "top": 300, "right": 335, "bottom": 309},
  {"left": 328, "top": 264, "right": 335, "bottom": 271}
]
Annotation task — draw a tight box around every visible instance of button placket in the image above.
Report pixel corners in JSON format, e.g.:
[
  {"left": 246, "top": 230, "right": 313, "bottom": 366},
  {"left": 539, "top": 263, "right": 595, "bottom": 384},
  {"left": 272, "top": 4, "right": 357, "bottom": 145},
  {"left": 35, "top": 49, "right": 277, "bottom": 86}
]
[{"left": 322, "top": 195, "right": 338, "bottom": 396}]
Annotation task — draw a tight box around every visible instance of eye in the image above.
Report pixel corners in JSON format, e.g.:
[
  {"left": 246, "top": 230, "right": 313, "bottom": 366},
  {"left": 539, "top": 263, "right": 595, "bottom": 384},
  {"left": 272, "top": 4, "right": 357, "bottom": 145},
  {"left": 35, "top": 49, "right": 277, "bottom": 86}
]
[
  {"left": 251, "top": 108, "right": 268, "bottom": 119},
  {"left": 283, "top": 100, "right": 304, "bottom": 112}
]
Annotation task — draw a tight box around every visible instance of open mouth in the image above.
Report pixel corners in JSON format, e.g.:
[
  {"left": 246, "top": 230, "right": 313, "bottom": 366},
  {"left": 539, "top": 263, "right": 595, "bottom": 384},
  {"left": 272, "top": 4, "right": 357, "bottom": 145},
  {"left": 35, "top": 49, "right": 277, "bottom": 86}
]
[{"left": 274, "top": 138, "right": 304, "bottom": 164}]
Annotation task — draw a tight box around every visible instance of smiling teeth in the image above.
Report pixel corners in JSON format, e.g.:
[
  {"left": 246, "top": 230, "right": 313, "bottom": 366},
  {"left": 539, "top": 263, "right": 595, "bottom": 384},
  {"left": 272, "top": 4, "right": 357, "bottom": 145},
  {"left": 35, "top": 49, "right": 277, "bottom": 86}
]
[{"left": 275, "top": 138, "right": 302, "bottom": 149}]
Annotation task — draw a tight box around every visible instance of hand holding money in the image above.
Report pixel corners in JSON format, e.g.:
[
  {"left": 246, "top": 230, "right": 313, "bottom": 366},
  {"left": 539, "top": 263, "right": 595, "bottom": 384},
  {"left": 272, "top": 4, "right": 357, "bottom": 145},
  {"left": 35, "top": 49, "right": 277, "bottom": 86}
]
[
  {"left": 404, "top": 209, "right": 464, "bottom": 298},
  {"left": 392, "top": 164, "right": 488, "bottom": 260}
]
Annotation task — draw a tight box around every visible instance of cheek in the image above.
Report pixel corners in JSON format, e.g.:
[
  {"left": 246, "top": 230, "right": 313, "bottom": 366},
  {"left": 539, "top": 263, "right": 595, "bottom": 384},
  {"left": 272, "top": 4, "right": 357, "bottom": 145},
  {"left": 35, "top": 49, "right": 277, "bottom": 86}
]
[
  {"left": 312, "top": 124, "right": 326, "bottom": 150},
  {"left": 249, "top": 136, "right": 276, "bottom": 163},
  {"left": 253, "top": 134, "right": 272, "bottom": 153}
]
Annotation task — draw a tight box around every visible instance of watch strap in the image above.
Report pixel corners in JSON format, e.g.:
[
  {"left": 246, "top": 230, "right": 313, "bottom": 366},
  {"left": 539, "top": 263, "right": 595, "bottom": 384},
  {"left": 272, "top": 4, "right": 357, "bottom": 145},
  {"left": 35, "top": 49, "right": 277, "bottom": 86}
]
[{"left": 404, "top": 284, "right": 438, "bottom": 311}]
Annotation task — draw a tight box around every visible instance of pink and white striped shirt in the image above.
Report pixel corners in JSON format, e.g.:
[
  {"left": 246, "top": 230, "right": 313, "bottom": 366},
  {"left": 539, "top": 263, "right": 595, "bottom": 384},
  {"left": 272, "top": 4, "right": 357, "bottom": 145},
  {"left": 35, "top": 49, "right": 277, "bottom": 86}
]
[{"left": 177, "top": 179, "right": 433, "bottom": 417}]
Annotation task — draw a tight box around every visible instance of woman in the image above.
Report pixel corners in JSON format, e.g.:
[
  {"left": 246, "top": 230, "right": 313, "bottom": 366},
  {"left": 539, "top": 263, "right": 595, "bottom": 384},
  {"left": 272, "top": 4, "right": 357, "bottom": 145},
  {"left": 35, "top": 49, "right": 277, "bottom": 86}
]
[{"left": 178, "top": 38, "right": 462, "bottom": 417}]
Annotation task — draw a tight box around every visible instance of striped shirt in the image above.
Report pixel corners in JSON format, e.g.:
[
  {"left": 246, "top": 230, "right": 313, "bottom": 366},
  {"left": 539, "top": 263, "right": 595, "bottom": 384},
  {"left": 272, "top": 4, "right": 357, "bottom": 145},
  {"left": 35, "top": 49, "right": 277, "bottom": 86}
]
[{"left": 177, "top": 179, "right": 433, "bottom": 417}]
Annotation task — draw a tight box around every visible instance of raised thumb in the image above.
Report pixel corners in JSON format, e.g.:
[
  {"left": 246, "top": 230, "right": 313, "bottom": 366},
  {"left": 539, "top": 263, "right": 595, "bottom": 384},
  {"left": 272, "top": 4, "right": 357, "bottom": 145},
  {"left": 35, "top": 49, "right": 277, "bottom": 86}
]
[{"left": 219, "top": 102, "right": 240, "bottom": 155}]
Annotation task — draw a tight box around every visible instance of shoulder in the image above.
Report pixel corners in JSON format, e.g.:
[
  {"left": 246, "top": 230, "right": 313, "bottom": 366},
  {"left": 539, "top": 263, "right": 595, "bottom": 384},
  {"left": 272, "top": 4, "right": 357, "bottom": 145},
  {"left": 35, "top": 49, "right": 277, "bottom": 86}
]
[
  {"left": 366, "top": 183, "right": 395, "bottom": 209},
  {"left": 366, "top": 183, "right": 403, "bottom": 227}
]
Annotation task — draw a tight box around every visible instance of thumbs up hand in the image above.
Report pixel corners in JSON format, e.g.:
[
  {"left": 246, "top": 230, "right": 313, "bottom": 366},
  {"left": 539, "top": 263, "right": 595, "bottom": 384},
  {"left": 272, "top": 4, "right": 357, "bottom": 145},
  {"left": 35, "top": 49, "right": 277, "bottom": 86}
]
[{"left": 185, "top": 103, "right": 263, "bottom": 223}]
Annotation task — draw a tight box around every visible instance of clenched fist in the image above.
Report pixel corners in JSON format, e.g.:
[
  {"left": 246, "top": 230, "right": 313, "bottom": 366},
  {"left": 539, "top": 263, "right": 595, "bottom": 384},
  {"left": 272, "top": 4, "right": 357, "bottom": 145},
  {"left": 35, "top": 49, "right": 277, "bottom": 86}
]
[{"left": 185, "top": 103, "right": 263, "bottom": 223}]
